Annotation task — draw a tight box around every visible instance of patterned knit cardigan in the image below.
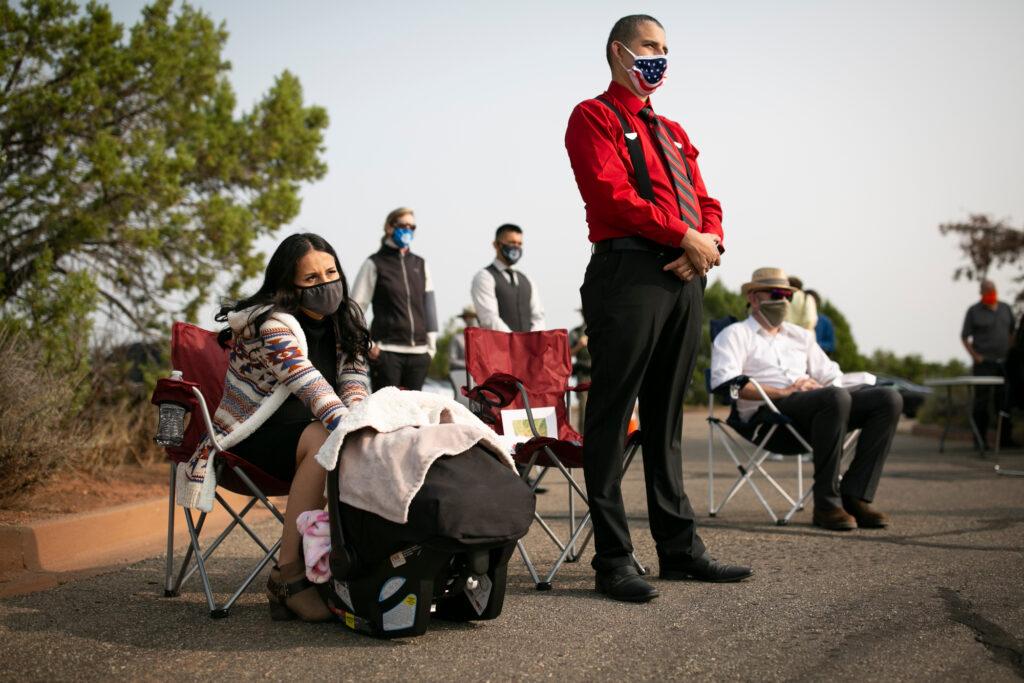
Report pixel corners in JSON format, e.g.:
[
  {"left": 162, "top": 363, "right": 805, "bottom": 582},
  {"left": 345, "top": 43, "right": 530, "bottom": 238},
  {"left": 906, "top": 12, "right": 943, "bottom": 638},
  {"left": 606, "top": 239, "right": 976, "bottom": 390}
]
[{"left": 175, "top": 305, "right": 369, "bottom": 510}]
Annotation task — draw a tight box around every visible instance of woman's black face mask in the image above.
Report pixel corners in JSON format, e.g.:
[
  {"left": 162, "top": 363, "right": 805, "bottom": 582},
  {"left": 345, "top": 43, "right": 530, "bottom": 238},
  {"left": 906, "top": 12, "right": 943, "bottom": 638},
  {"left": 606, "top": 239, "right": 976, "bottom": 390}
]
[{"left": 299, "top": 279, "right": 344, "bottom": 316}]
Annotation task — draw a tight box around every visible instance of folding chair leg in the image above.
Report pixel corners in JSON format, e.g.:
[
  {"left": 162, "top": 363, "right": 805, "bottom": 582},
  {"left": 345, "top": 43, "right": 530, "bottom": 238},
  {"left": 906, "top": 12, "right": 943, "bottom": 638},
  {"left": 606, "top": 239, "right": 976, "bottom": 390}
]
[
  {"left": 707, "top": 414, "right": 716, "bottom": 516},
  {"left": 516, "top": 539, "right": 542, "bottom": 588},
  {"left": 796, "top": 451, "right": 804, "bottom": 510},
  {"left": 220, "top": 537, "right": 281, "bottom": 614},
  {"left": 172, "top": 510, "right": 208, "bottom": 594},
  {"left": 164, "top": 463, "right": 178, "bottom": 597},
  {"left": 567, "top": 479, "right": 577, "bottom": 562},
  {"left": 540, "top": 510, "right": 595, "bottom": 589},
  {"left": 780, "top": 486, "right": 815, "bottom": 526},
  {"left": 183, "top": 509, "right": 218, "bottom": 616},
  {"left": 178, "top": 500, "right": 251, "bottom": 588}
]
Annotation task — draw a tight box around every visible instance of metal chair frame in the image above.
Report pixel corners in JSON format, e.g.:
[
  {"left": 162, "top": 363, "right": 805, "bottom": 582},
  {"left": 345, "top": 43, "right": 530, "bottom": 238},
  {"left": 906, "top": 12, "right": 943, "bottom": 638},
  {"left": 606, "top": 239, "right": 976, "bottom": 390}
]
[
  {"left": 163, "top": 383, "right": 285, "bottom": 618},
  {"left": 707, "top": 376, "right": 859, "bottom": 525},
  {"left": 499, "top": 381, "right": 642, "bottom": 589}
]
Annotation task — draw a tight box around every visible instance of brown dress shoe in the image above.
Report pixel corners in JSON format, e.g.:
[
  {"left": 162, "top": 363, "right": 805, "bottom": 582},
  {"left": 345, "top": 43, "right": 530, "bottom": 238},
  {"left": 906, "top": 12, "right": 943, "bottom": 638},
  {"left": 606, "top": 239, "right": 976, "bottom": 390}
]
[
  {"left": 813, "top": 505, "right": 856, "bottom": 531},
  {"left": 842, "top": 496, "right": 889, "bottom": 529}
]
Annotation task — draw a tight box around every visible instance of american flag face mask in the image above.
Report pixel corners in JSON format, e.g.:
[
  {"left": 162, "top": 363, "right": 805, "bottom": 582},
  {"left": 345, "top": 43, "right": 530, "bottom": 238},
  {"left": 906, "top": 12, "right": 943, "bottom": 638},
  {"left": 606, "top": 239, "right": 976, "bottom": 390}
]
[{"left": 617, "top": 43, "right": 668, "bottom": 95}]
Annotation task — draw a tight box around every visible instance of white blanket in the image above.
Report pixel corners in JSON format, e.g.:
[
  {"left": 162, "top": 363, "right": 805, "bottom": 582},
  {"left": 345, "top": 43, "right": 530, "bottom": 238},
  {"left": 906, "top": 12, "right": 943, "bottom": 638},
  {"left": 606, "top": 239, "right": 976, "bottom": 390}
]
[{"left": 315, "top": 387, "right": 513, "bottom": 524}]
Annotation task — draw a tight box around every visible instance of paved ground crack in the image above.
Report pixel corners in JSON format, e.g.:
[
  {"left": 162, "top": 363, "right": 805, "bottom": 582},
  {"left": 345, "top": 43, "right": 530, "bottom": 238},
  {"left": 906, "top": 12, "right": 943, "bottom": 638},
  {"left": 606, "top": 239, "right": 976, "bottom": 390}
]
[{"left": 938, "top": 587, "right": 1024, "bottom": 678}]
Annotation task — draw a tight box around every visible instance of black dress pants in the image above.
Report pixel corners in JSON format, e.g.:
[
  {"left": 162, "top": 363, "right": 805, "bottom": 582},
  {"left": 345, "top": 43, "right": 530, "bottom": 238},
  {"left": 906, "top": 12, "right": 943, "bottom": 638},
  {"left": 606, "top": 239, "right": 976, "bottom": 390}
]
[
  {"left": 580, "top": 249, "right": 705, "bottom": 571},
  {"left": 370, "top": 350, "right": 431, "bottom": 391},
  {"left": 767, "top": 386, "right": 902, "bottom": 508},
  {"left": 972, "top": 360, "right": 1013, "bottom": 446}
]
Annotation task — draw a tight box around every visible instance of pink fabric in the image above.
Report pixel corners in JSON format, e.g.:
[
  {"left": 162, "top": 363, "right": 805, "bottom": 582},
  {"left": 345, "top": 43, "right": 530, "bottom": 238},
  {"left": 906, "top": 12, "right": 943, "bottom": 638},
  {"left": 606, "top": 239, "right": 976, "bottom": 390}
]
[{"left": 296, "top": 510, "right": 331, "bottom": 584}]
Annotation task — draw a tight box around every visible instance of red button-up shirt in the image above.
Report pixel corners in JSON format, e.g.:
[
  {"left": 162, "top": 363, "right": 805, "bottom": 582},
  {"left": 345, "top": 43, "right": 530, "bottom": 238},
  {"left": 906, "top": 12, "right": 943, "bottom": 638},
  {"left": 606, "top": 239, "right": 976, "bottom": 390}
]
[{"left": 565, "top": 81, "right": 723, "bottom": 248}]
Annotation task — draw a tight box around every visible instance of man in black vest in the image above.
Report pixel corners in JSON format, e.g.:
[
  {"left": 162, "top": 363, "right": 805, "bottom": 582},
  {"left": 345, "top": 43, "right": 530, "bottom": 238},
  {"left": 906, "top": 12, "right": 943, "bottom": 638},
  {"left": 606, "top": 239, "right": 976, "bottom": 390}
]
[
  {"left": 352, "top": 206, "right": 438, "bottom": 391},
  {"left": 471, "top": 224, "right": 545, "bottom": 333}
]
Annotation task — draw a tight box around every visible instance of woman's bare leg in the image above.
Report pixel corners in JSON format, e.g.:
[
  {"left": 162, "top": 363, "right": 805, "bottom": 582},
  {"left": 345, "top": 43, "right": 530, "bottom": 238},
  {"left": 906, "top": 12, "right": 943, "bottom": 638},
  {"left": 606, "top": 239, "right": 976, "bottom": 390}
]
[{"left": 278, "top": 421, "right": 329, "bottom": 567}]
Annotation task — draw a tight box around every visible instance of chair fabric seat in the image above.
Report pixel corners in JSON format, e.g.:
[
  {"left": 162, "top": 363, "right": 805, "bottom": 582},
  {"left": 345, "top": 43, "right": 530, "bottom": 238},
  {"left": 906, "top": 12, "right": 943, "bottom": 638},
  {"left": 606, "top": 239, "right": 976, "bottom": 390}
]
[{"left": 217, "top": 451, "right": 292, "bottom": 498}]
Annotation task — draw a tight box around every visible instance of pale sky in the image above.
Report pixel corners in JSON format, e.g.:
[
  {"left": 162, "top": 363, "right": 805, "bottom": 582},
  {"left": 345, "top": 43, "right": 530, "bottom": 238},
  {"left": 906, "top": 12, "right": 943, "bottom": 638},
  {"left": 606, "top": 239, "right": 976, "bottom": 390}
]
[{"left": 109, "top": 0, "right": 1024, "bottom": 362}]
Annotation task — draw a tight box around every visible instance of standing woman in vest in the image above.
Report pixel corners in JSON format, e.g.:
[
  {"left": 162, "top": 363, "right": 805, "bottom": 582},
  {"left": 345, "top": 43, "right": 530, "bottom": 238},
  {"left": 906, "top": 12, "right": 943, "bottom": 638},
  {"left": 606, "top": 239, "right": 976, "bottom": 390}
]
[
  {"left": 351, "top": 207, "right": 439, "bottom": 391},
  {"left": 470, "top": 223, "right": 546, "bottom": 333}
]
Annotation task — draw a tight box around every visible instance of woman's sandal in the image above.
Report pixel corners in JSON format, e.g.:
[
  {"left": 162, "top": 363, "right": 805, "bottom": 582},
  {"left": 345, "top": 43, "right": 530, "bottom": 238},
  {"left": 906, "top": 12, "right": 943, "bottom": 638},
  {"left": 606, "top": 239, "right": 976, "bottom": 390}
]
[{"left": 266, "top": 563, "right": 332, "bottom": 622}]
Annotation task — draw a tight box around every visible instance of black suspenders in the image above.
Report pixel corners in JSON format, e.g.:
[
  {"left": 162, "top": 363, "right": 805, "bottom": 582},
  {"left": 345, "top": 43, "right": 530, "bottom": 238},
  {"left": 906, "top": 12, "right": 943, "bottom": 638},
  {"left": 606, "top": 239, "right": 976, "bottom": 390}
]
[
  {"left": 595, "top": 95, "right": 695, "bottom": 202},
  {"left": 595, "top": 95, "right": 655, "bottom": 201}
]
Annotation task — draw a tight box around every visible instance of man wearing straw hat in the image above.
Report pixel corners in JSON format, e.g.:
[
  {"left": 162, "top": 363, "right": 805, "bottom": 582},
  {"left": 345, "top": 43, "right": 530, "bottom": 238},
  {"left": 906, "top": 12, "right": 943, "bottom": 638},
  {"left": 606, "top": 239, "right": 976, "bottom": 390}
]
[{"left": 711, "top": 267, "right": 903, "bottom": 531}]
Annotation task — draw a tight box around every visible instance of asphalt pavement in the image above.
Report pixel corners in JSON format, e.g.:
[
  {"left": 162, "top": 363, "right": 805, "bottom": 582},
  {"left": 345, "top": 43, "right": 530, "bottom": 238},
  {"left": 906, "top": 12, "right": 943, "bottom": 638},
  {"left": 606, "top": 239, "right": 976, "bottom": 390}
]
[{"left": 1, "top": 423, "right": 1022, "bottom": 682}]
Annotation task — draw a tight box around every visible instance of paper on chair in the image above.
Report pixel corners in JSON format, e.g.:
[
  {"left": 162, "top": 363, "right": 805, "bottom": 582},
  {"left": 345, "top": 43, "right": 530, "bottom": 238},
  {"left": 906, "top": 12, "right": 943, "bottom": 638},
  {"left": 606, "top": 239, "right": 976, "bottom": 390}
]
[
  {"left": 839, "top": 371, "right": 876, "bottom": 387},
  {"left": 500, "top": 407, "right": 557, "bottom": 446}
]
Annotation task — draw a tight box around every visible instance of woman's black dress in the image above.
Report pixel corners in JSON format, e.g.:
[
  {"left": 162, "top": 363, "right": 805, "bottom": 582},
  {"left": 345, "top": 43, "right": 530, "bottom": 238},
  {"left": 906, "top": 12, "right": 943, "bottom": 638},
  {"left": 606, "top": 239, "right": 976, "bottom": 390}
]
[{"left": 230, "top": 312, "right": 338, "bottom": 482}]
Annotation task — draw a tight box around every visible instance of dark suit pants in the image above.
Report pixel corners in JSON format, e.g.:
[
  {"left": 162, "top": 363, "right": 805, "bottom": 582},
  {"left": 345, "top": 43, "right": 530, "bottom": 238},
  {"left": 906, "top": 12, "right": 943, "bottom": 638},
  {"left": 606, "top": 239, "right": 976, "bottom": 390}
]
[
  {"left": 371, "top": 350, "right": 430, "bottom": 392},
  {"left": 972, "top": 361, "right": 1013, "bottom": 446},
  {"left": 768, "top": 386, "right": 902, "bottom": 508},
  {"left": 580, "top": 250, "right": 706, "bottom": 571}
]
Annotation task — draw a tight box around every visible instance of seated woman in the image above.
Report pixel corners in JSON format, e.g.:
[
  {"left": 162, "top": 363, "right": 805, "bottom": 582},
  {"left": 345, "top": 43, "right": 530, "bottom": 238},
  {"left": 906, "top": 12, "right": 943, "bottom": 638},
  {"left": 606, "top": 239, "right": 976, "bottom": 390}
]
[{"left": 177, "top": 232, "right": 370, "bottom": 622}]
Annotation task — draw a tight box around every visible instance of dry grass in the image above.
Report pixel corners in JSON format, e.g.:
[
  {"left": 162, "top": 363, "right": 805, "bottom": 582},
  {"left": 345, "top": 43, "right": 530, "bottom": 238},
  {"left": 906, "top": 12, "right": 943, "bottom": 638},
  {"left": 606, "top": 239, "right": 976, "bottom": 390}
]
[
  {"left": 0, "top": 330, "right": 86, "bottom": 505},
  {"left": 0, "top": 331, "right": 166, "bottom": 506},
  {"left": 75, "top": 398, "right": 166, "bottom": 472}
]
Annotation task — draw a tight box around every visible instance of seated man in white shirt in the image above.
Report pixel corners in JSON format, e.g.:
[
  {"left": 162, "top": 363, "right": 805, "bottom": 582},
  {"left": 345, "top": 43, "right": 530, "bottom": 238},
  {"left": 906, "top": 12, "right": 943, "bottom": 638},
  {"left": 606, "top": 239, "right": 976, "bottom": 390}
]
[
  {"left": 471, "top": 224, "right": 545, "bottom": 332},
  {"left": 710, "top": 267, "right": 902, "bottom": 531}
]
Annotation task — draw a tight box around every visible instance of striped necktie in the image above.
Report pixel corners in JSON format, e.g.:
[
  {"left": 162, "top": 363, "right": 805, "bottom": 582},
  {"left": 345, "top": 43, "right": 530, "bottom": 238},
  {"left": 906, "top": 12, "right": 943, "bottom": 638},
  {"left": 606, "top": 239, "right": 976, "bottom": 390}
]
[{"left": 638, "top": 106, "right": 701, "bottom": 230}]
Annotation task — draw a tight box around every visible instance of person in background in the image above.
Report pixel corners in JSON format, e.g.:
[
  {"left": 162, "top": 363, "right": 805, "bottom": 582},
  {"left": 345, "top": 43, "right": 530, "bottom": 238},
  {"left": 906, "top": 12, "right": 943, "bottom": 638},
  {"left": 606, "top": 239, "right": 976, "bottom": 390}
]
[
  {"left": 786, "top": 275, "right": 817, "bottom": 331},
  {"left": 447, "top": 306, "right": 477, "bottom": 408},
  {"left": 471, "top": 223, "right": 545, "bottom": 332},
  {"left": 448, "top": 305, "right": 477, "bottom": 374},
  {"left": 351, "top": 207, "right": 438, "bottom": 391},
  {"left": 712, "top": 267, "right": 902, "bottom": 532},
  {"left": 805, "top": 289, "right": 836, "bottom": 356},
  {"left": 961, "top": 279, "right": 1017, "bottom": 449},
  {"left": 569, "top": 311, "right": 591, "bottom": 432},
  {"left": 1005, "top": 312, "right": 1024, "bottom": 426}
]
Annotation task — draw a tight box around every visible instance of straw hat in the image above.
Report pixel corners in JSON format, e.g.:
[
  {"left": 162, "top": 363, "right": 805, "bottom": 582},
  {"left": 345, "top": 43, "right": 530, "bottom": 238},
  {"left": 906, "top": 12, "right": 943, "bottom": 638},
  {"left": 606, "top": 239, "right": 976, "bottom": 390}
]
[
  {"left": 459, "top": 305, "right": 476, "bottom": 319},
  {"left": 740, "top": 267, "right": 797, "bottom": 296}
]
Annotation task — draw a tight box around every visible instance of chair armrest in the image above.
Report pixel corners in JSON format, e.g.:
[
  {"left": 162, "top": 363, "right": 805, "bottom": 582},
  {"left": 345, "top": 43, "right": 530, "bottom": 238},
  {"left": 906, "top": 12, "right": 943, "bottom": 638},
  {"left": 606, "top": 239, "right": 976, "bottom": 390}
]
[
  {"left": 570, "top": 381, "right": 591, "bottom": 393},
  {"left": 710, "top": 375, "right": 748, "bottom": 404},
  {"left": 745, "top": 378, "right": 784, "bottom": 415},
  {"left": 461, "top": 372, "right": 524, "bottom": 409}
]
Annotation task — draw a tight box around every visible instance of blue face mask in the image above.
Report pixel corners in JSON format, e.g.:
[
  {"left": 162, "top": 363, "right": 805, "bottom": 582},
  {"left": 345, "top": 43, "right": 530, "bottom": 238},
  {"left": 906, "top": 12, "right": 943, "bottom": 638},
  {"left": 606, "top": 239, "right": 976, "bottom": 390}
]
[
  {"left": 391, "top": 227, "right": 414, "bottom": 249},
  {"left": 500, "top": 244, "right": 522, "bottom": 265}
]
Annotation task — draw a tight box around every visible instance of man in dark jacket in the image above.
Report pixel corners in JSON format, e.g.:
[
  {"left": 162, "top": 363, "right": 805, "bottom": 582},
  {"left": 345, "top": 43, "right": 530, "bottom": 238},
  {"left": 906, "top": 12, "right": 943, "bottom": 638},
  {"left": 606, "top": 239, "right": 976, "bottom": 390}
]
[
  {"left": 352, "top": 207, "right": 438, "bottom": 391},
  {"left": 961, "top": 279, "right": 1017, "bottom": 448}
]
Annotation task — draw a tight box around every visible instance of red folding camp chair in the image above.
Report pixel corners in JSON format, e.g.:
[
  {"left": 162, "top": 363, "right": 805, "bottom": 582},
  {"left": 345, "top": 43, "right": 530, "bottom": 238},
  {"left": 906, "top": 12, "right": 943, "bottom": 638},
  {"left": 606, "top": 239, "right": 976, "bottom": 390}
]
[
  {"left": 150, "top": 322, "right": 290, "bottom": 618},
  {"left": 461, "top": 327, "right": 643, "bottom": 590}
]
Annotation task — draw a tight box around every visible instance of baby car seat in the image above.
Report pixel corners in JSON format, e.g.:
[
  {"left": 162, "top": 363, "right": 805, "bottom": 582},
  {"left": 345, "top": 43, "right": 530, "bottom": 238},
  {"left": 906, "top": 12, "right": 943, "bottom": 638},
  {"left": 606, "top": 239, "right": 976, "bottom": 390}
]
[{"left": 325, "top": 443, "right": 534, "bottom": 638}]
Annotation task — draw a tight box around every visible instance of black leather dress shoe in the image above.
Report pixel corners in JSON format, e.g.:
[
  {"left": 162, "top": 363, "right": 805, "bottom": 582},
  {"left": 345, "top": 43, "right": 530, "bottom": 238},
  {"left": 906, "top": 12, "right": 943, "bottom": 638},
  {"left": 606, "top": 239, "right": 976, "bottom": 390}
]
[
  {"left": 595, "top": 565, "right": 660, "bottom": 603},
  {"left": 659, "top": 552, "right": 753, "bottom": 583}
]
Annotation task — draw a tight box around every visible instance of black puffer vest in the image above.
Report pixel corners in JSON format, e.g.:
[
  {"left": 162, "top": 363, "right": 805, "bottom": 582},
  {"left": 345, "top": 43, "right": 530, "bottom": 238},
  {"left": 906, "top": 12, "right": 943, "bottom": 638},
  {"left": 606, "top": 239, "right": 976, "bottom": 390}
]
[{"left": 369, "top": 246, "right": 428, "bottom": 345}]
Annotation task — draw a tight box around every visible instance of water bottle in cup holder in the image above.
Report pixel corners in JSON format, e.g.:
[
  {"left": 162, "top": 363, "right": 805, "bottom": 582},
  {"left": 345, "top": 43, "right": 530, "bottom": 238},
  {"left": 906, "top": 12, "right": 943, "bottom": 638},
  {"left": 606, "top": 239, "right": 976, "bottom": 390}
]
[{"left": 155, "top": 370, "right": 187, "bottom": 447}]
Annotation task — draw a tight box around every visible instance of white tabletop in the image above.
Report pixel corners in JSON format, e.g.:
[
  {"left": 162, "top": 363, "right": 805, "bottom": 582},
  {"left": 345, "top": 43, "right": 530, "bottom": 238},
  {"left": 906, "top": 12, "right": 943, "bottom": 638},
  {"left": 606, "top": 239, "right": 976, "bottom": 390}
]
[{"left": 923, "top": 376, "right": 1004, "bottom": 387}]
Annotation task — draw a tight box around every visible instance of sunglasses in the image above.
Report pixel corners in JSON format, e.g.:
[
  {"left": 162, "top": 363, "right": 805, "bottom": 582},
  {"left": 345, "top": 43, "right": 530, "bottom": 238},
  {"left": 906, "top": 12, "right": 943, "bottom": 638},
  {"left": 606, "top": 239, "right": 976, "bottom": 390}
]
[
  {"left": 392, "top": 222, "right": 417, "bottom": 230},
  {"left": 765, "top": 288, "right": 793, "bottom": 301}
]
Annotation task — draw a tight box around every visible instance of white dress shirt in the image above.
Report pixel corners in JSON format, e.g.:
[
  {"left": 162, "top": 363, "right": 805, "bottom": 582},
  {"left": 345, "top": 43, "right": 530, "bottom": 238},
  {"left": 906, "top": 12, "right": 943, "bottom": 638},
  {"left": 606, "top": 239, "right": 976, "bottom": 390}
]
[
  {"left": 710, "top": 315, "right": 842, "bottom": 421},
  {"left": 351, "top": 255, "right": 437, "bottom": 356},
  {"left": 470, "top": 259, "right": 546, "bottom": 332}
]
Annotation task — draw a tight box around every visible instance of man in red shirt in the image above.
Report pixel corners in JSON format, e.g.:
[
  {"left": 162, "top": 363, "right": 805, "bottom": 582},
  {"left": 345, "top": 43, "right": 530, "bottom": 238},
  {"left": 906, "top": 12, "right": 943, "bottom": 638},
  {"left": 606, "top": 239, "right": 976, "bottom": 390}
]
[{"left": 565, "top": 14, "right": 752, "bottom": 602}]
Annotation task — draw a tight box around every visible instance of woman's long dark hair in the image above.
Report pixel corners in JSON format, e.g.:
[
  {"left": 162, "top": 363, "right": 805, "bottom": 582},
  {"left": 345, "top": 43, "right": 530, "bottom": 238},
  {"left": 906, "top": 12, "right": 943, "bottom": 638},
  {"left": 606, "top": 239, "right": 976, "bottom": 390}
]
[{"left": 216, "top": 233, "right": 370, "bottom": 359}]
